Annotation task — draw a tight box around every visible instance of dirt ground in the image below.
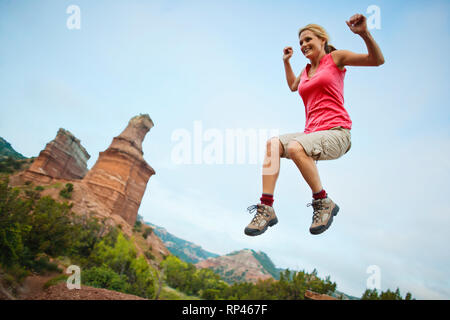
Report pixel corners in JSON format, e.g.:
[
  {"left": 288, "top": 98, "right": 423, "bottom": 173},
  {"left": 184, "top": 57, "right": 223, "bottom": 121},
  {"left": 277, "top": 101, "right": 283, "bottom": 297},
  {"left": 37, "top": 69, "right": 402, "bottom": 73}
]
[{"left": 13, "top": 273, "right": 146, "bottom": 300}]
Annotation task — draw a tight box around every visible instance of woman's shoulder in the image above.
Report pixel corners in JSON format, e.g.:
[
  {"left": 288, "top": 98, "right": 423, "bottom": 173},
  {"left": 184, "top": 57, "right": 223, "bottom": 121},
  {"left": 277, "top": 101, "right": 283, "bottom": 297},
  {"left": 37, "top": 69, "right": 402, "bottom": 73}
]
[{"left": 329, "top": 51, "right": 346, "bottom": 71}]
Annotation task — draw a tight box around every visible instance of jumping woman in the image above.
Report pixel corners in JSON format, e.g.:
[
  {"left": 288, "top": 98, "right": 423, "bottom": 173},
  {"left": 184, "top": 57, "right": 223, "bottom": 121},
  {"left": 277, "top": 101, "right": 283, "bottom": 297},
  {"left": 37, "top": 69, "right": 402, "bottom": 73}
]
[{"left": 245, "top": 13, "right": 384, "bottom": 236}]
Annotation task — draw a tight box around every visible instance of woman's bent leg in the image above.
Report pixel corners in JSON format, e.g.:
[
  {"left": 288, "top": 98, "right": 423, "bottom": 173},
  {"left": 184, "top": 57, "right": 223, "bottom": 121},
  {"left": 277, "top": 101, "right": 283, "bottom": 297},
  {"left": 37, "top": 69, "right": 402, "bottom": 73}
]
[{"left": 286, "top": 140, "right": 323, "bottom": 193}]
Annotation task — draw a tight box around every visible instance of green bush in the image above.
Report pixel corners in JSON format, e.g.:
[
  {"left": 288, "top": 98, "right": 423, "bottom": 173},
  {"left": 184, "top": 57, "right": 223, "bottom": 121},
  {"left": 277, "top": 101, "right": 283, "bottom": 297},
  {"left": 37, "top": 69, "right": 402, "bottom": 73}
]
[
  {"left": 59, "top": 183, "right": 73, "bottom": 199},
  {"left": 161, "top": 256, "right": 227, "bottom": 298},
  {"left": 29, "top": 255, "right": 61, "bottom": 274},
  {"left": 24, "top": 189, "right": 40, "bottom": 201},
  {"left": 133, "top": 221, "right": 142, "bottom": 233},
  {"left": 0, "top": 157, "right": 25, "bottom": 173},
  {"left": 2, "top": 264, "right": 29, "bottom": 285},
  {"left": 43, "top": 274, "right": 68, "bottom": 290},
  {"left": 144, "top": 250, "right": 155, "bottom": 260},
  {"left": 0, "top": 178, "right": 33, "bottom": 268},
  {"left": 66, "top": 183, "right": 73, "bottom": 192},
  {"left": 201, "top": 288, "right": 221, "bottom": 300},
  {"left": 87, "top": 233, "right": 156, "bottom": 299},
  {"left": 0, "top": 177, "right": 111, "bottom": 271},
  {"left": 142, "top": 227, "right": 153, "bottom": 239},
  {"left": 83, "top": 265, "right": 130, "bottom": 293},
  {"left": 361, "top": 288, "right": 414, "bottom": 300},
  {"left": 23, "top": 196, "right": 75, "bottom": 262}
]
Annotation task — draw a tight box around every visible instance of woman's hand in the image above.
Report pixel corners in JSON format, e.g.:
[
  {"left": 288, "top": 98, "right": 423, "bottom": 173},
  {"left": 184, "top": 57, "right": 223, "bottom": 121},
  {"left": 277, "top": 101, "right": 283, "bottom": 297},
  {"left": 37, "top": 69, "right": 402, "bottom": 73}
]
[
  {"left": 283, "top": 46, "right": 294, "bottom": 62},
  {"left": 346, "top": 14, "right": 368, "bottom": 35},
  {"left": 282, "top": 46, "right": 300, "bottom": 91},
  {"left": 333, "top": 13, "right": 384, "bottom": 67}
]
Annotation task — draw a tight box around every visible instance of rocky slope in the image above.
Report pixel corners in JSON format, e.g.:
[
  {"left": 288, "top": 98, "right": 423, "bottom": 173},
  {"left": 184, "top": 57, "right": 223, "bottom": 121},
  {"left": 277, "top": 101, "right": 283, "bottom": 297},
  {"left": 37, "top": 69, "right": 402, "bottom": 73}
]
[
  {"left": 0, "top": 137, "right": 26, "bottom": 160},
  {"left": 148, "top": 223, "right": 219, "bottom": 264},
  {"left": 195, "top": 249, "right": 278, "bottom": 284}
]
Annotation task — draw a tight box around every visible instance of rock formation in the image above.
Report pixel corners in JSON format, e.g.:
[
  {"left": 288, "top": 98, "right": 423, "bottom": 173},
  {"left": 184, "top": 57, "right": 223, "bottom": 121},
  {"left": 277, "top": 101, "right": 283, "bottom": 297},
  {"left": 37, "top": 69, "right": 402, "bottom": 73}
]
[
  {"left": 20, "top": 128, "right": 90, "bottom": 184},
  {"left": 11, "top": 114, "right": 155, "bottom": 232},
  {"left": 83, "top": 114, "right": 155, "bottom": 226}
]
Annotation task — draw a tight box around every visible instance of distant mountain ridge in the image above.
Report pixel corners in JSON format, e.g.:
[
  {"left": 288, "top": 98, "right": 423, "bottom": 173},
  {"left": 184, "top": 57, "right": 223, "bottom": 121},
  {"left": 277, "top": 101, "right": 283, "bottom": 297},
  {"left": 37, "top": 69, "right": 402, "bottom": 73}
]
[
  {"left": 0, "top": 137, "right": 26, "bottom": 159},
  {"left": 226, "top": 249, "right": 284, "bottom": 280},
  {"left": 147, "top": 222, "right": 219, "bottom": 264},
  {"left": 196, "top": 249, "right": 283, "bottom": 284}
]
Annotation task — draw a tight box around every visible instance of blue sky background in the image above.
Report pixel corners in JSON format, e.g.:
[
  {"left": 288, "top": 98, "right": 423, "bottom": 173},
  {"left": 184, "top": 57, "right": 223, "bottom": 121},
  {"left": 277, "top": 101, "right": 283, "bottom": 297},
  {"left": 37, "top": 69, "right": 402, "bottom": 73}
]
[{"left": 1, "top": 0, "right": 449, "bottom": 299}]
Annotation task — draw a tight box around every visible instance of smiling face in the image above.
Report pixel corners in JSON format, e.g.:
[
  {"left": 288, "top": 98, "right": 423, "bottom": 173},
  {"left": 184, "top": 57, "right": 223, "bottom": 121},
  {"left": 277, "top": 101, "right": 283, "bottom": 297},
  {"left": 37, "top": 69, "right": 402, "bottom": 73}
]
[{"left": 299, "top": 30, "right": 326, "bottom": 60}]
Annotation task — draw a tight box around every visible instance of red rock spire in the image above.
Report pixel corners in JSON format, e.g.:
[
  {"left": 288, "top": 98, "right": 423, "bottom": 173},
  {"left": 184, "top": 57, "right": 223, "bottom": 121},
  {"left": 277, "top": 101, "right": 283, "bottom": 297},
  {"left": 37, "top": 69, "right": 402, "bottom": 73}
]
[{"left": 83, "top": 114, "right": 155, "bottom": 226}]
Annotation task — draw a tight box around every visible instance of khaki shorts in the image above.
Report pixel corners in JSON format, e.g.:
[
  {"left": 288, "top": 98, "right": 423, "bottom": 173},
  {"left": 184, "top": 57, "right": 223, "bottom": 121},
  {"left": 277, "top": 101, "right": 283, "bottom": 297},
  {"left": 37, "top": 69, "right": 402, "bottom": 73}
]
[{"left": 278, "top": 126, "right": 351, "bottom": 161}]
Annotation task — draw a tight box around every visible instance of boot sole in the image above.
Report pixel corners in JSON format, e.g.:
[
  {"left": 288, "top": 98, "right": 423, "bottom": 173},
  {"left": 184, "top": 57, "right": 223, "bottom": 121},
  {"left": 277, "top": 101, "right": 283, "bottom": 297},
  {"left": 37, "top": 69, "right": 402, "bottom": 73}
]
[
  {"left": 310, "top": 204, "right": 339, "bottom": 235},
  {"left": 244, "top": 217, "right": 278, "bottom": 236}
]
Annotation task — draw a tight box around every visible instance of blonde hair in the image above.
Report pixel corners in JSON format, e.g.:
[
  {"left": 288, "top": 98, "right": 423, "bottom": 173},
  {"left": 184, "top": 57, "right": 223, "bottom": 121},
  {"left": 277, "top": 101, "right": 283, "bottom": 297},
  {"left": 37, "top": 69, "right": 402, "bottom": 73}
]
[{"left": 298, "top": 24, "right": 336, "bottom": 54}]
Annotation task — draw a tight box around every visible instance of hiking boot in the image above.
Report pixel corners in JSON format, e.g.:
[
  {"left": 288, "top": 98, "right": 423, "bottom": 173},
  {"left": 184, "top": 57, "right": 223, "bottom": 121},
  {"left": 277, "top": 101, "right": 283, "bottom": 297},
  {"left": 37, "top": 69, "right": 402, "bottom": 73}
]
[
  {"left": 244, "top": 204, "right": 278, "bottom": 236},
  {"left": 308, "top": 197, "right": 339, "bottom": 235}
]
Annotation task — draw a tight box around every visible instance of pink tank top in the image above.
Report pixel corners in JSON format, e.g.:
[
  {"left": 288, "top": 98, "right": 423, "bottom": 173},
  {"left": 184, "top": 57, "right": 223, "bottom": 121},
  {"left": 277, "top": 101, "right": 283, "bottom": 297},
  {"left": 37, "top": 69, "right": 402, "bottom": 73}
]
[{"left": 298, "top": 53, "right": 352, "bottom": 133}]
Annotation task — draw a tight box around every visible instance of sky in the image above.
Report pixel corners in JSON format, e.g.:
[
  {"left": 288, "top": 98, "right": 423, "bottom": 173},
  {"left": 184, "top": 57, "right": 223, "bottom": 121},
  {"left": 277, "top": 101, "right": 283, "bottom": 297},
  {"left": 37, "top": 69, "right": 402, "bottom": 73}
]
[{"left": 1, "top": 0, "right": 450, "bottom": 299}]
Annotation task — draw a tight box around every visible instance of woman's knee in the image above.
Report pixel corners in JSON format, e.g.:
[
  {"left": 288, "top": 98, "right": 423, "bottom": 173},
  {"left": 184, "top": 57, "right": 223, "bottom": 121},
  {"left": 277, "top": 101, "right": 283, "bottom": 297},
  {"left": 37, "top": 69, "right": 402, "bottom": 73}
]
[{"left": 286, "top": 140, "right": 306, "bottom": 158}]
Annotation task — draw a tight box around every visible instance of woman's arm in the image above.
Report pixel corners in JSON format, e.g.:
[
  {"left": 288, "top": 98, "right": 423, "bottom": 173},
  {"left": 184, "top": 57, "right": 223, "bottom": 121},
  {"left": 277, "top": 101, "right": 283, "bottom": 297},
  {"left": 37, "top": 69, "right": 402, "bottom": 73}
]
[
  {"left": 283, "top": 46, "right": 302, "bottom": 92},
  {"left": 332, "top": 13, "right": 385, "bottom": 68}
]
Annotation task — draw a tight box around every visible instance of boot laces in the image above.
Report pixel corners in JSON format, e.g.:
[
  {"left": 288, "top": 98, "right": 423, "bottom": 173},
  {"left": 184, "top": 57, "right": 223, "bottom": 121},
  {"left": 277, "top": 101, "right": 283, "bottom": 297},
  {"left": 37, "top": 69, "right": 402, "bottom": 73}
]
[
  {"left": 247, "top": 204, "right": 269, "bottom": 223},
  {"left": 307, "top": 200, "right": 325, "bottom": 223}
]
